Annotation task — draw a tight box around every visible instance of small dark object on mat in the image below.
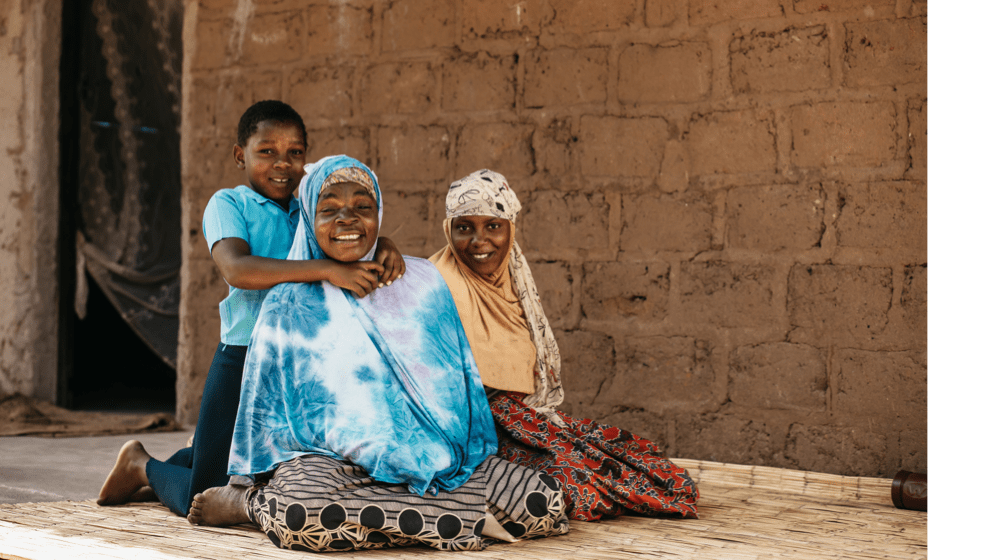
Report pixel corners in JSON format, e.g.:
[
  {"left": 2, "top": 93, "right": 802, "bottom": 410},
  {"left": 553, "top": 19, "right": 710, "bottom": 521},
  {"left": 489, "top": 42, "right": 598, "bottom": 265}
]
[{"left": 891, "top": 470, "right": 927, "bottom": 511}]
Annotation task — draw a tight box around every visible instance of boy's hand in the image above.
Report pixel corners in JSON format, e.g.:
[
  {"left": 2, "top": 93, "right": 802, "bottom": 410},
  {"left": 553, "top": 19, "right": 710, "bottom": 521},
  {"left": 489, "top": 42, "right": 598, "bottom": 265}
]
[
  {"left": 373, "top": 237, "right": 406, "bottom": 286},
  {"left": 325, "top": 261, "right": 385, "bottom": 298}
]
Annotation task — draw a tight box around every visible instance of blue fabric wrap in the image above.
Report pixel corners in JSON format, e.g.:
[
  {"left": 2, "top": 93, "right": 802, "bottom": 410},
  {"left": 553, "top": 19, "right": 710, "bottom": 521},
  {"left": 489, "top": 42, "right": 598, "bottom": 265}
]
[{"left": 227, "top": 155, "right": 498, "bottom": 496}]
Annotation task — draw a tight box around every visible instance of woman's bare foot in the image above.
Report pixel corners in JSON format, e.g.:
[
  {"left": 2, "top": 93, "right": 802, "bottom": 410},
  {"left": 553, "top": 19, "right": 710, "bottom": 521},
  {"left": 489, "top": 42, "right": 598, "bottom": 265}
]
[
  {"left": 97, "top": 440, "right": 151, "bottom": 506},
  {"left": 187, "top": 484, "right": 251, "bottom": 526},
  {"left": 129, "top": 486, "right": 157, "bottom": 502}
]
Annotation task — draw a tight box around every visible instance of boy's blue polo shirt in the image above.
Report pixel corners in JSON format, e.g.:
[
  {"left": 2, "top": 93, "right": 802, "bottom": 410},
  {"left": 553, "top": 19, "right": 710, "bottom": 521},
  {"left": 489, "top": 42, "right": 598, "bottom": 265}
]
[{"left": 203, "top": 185, "right": 301, "bottom": 345}]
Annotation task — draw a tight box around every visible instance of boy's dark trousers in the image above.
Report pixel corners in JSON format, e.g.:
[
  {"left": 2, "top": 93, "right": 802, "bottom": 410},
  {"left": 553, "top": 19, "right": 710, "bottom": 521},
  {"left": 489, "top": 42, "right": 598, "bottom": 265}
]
[{"left": 146, "top": 343, "right": 248, "bottom": 516}]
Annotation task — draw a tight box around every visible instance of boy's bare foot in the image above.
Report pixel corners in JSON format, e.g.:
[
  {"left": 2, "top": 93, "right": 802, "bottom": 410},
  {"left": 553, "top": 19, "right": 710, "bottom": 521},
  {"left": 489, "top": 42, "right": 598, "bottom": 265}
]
[
  {"left": 187, "top": 484, "right": 251, "bottom": 526},
  {"left": 97, "top": 440, "right": 151, "bottom": 506},
  {"left": 130, "top": 486, "right": 157, "bottom": 502}
]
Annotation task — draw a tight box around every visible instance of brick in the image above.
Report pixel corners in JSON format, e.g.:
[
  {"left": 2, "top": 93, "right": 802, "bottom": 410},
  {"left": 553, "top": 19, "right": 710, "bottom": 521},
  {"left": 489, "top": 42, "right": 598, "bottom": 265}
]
[
  {"left": 730, "top": 343, "right": 826, "bottom": 411},
  {"left": 597, "top": 410, "right": 673, "bottom": 453},
  {"left": 784, "top": 423, "right": 889, "bottom": 476},
  {"left": 835, "top": 349, "right": 926, "bottom": 423},
  {"left": 553, "top": 330, "right": 614, "bottom": 416},
  {"left": 892, "top": 428, "right": 927, "bottom": 474},
  {"left": 307, "top": 127, "right": 370, "bottom": 165},
  {"left": 239, "top": 11, "right": 304, "bottom": 65},
  {"left": 898, "top": 264, "right": 926, "bottom": 344},
  {"left": 730, "top": 26, "right": 830, "bottom": 94},
  {"left": 529, "top": 261, "right": 574, "bottom": 327},
  {"left": 579, "top": 116, "right": 668, "bottom": 177},
  {"left": 676, "top": 261, "right": 779, "bottom": 328},
  {"left": 306, "top": 3, "right": 373, "bottom": 58},
  {"left": 725, "top": 183, "right": 824, "bottom": 251},
  {"left": 907, "top": 97, "right": 926, "bottom": 177},
  {"left": 455, "top": 123, "right": 535, "bottom": 179},
  {"left": 618, "top": 43, "right": 711, "bottom": 104},
  {"left": 191, "top": 18, "right": 232, "bottom": 70},
  {"left": 362, "top": 62, "right": 437, "bottom": 115},
  {"left": 689, "top": 0, "right": 782, "bottom": 26},
  {"left": 381, "top": 0, "right": 456, "bottom": 51},
  {"left": 687, "top": 110, "right": 776, "bottom": 175},
  {"left": 186, "top": 73, "right": 220, "bottom": 136},
  {"left": 286, "top": 65, "right": 354, "bottom": 122},
  {"left": 462, "top": 0, "right": 550, "bottom": 37},
  {"left": 443, "top": 53, "right": 515, "bottom": 112},
  {"left": 788, "top": 264, "right": 893, "bottom": 348},
  {"left": 793, "top": 0, "right": 894, "bottom": 13},
  {"left": 657, "top": 139, "right": 690, "bottom": 193},
  {"left": 597, "top": 336, "right": 714, "bottom": 412},
  {"left": 836, "top": 182, "right": 926, "bottom": 259},
  {"left": 790, "top": 102, "right": 897, "bottom": 168},
  {"left": 621, "top": 193, "right": 713, "bottom": 254},
  {"left": 676, "top": 415, "right": 787, "bottom": 466},
  {"left": 523, "top": 48, "right": 608, "bottom": 108},
  {"left": 646, "top": 0, "right": 683, "bottom": 27},
  {"left": 582, "top": 261, "right": 669, "bottom": 321},
  {"left": 532, "top": 118, "right": 576, "bottom": 177},
  {"left": 519, "top": 191, "right": 609, "bottom": 251},
  {"left": 215, "top": 70, "right": 282, "bottom": 143},
  {"left": 375, "top": 126, "right": 450, "bottom": 182},
  {"left": 845, "top": 19, "right": 926, "bottom": 87},
  {"left": 378, "top": 190, "right": 432, "bottom": 255},
  {"left": 548, "top": 0, "right": 636, "bottom": 33}
]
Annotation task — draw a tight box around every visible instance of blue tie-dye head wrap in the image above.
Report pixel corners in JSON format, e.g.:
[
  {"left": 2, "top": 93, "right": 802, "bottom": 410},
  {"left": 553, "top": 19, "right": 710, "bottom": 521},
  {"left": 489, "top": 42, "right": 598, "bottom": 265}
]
[{"left": 228, "top": 155, "right": 497, "bottom": 495}]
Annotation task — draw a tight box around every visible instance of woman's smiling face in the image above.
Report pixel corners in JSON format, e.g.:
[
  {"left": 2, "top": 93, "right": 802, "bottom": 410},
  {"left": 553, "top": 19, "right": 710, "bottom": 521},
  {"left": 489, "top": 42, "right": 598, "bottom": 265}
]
[
  {"left": 451, "top": 215, "right": 512, "bottom": 277},
  {"left": 314, "top": 181, "right": 379, "bottom": 262}
]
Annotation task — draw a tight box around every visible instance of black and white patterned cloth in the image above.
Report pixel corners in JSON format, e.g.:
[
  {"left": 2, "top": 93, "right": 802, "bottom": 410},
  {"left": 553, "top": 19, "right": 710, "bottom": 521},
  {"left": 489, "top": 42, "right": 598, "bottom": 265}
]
[{"left": 246, "top": 454, "right": 570, "bottom": 552}]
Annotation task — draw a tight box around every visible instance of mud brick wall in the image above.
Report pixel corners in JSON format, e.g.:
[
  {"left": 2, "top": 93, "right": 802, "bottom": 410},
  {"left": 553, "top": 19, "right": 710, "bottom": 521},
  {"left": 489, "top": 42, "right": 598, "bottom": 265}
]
[
  {"left": 0, "top": 0, "right": 62, "bottom": 401},
  {"left": 179, "top": 0, "right": 927, "bottom": 477}
]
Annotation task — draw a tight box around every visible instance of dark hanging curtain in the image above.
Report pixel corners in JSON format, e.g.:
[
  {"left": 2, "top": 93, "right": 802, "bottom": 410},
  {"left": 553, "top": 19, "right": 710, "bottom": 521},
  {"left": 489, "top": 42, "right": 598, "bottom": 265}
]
[{"left": 74, "top": 0, "right": 183, "bottom": 367}]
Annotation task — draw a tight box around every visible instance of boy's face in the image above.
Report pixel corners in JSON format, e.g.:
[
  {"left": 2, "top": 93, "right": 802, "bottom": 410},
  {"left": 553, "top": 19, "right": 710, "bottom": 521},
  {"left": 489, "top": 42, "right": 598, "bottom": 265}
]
[
  {"left": 314, "top": 181, "right": 379, "bottom": 262},
  {"left": 450, "top": 215, "right": 511, "bottom": 277},
  {"left": 233, "top": 120, "right": 306, "bottom": 209}
]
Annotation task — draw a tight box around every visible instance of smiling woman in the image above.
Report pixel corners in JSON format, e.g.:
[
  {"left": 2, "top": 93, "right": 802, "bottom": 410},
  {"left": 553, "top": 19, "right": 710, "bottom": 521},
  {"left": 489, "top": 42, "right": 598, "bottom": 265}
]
[
  {"left": 430, "top": 169, "right": 700, "bottom": 522},
  {"left": 199, "top": 156, "right": 570, "bottom": 552},
  {"left": 314, "top": 180, "right": 379, "bottom": 262}
]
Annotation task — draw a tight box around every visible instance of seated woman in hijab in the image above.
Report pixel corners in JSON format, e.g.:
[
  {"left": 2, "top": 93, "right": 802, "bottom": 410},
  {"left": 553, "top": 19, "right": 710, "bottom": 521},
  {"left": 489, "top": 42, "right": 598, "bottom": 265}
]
[
  {"left": 429, "top": 170, "right": 700, "bottom": 522},
  {"left": 189, "top": 156, "right": 569, "bottom": 552}
]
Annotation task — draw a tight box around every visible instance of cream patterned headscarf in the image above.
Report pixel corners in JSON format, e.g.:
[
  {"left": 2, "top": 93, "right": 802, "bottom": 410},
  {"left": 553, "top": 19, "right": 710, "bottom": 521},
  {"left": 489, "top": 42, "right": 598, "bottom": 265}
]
[
  {"left": 430, "top": 170, "right": 564, "bottom": 416},
  {"left": 320, "top": 166, "right": 377, "bottom": 202}
]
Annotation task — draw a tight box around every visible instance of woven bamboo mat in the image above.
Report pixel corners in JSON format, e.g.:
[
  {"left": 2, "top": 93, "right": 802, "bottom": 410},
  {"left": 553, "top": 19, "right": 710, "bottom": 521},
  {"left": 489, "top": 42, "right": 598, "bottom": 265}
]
[{"left": 0, "top": 459, "right": 926, "bottom": 559}]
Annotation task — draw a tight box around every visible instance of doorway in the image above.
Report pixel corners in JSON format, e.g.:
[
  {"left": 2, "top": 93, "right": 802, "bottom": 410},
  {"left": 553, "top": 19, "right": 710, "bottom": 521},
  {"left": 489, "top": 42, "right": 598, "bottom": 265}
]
[{"left": 58, "top": 0, "right": 184, "bottom": 413}]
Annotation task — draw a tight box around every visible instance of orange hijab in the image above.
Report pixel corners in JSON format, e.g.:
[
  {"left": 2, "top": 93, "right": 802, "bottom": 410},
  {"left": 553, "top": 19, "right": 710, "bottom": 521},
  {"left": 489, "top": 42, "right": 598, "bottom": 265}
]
[
  {"left": 430, "top": 220, "right": 537, "bottom": 394},
  {"left": 430, "top": 170, "right": 564, "bottom": 415}
]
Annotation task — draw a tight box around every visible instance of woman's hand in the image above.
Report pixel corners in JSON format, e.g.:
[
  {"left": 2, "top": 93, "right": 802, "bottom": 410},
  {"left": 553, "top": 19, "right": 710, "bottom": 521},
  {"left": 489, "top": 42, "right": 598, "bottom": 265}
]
[
  {"left": 373, "top": 237, "right": 406, "bottom": 286},
  {"left": 324, "top": 261, "right": 384, "bottom": 298}
]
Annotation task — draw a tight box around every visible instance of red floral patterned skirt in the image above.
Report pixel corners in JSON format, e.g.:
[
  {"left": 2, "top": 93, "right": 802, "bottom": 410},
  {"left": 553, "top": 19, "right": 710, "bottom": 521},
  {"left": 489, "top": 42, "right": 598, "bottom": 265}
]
[{"left": 489, "top": 393, "right": 699, "bottom": 521}]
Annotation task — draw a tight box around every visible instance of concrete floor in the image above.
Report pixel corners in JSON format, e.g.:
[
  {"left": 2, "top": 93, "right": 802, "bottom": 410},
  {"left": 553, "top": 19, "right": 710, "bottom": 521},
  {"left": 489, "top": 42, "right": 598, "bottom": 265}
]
[{"left": 0, "top": 429, "right": 193, "bottom": 504}]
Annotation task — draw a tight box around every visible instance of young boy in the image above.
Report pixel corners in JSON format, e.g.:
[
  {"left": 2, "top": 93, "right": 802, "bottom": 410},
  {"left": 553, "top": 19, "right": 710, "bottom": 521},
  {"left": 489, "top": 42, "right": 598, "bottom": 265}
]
[{"left": 97, "top": 100, "right": 405, "bottom": 518}]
